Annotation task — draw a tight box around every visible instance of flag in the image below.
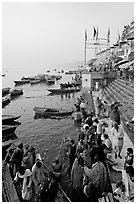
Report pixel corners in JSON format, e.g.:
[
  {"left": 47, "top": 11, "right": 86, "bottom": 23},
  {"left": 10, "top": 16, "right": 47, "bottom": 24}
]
[
  {"left": 93, "top": 26, "right": 97, "bottom": 39},
  {"left": 96, "top": 27, "right": 98, "bottom": 41},
  {"left": 85, "top": 29, "right": 87, "bottom": 41},
  {"left": 116, "top": 33, "right": 120, "bottom": 43},
  {"left": 107, "top": 28, "right": 110, "bottom": 43}
]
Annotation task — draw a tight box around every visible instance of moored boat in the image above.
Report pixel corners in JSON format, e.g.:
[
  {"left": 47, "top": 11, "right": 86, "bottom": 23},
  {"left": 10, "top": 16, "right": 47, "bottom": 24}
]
[
  {"left": 47, "top": 88, "right": 81, "bottom": 94},
  {"left": 34, "top": 107, "right": 73, "bottom": 118},
  {"left": 2, "top": 125, "right": 17, "bottom": 136},
  {"left": 10, "top": 88, "right": 23, "bottom": 96},
  {"left": 14, "top": 79, "right": 30, "bottom": 85},
  {"left": 2, "top": 97, "right": 11, "bottom": 108},
  {"left": 2, "top": 115, "right": 21, "bottom": 125},
  {"left": 2, "top": 87, "right": 10, "bottom": 97},
  {"left": 30, "top": 79, "right": 41, "bottom": 84}
]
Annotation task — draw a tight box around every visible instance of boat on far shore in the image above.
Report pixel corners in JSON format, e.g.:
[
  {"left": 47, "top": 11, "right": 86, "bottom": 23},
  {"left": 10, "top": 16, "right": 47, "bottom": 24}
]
[
  {"left": 47, "top": 88, "right": 81, "bottom": 95},
  {"left": 30, "top": 79, "right": 41, "bottom": 85}
]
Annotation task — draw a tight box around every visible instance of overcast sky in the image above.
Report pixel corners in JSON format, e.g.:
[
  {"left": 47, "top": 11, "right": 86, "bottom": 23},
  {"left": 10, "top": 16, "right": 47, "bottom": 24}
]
[{"left": 2, "top": 2, "right": 134, "bottom": 70}]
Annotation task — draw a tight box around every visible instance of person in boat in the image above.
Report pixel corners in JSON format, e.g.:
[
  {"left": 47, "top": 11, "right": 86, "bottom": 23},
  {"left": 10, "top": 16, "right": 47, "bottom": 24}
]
[
  {"left": 22, "top": 146, "right": 36, "bottom": 170},
  {"left": 5, "top": 148, "right": 14, "bottom": 173},
  {"left": 10, "top": 143, "right": 24, "bottom": 178},
  {"left": 37, "top": 172, "right": 58, "bottom": 202},
  {"left": 32, "top": 160, "right": 46, "bottom": 195},
  {"left": 14, "top": 166, "right": 32, "bottom": 201},
  {"left": 83, "top": 146, "right": 109, "bottom": 201},
  {"left": 71, "top": 155, "right": 85, "bottom": 202},
  {"left": 124, "top": 148, "right": 134, "bottom": 170},
  {"left": 51, "top": 157, "right": 62, "bottom": 180},
  {"left": 68, "top": 139, "right": 76, "bottom": 170}
]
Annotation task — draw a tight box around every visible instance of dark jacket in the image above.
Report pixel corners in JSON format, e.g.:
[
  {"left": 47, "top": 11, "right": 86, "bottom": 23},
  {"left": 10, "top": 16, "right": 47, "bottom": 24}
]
[{"left": 110, "top": 109, "right": 120, "bottom": 125}]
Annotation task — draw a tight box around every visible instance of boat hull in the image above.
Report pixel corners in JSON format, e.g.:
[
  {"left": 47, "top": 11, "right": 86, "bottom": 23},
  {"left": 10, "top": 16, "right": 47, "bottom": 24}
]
[
  {"left": 2, "top": 125, "right": 17, "bottom": 136},
  {"left": 30, "top": 80, "right": 41, "bottom": 84},
  {"left": 2, "top": 98, "right": 11, "bottom": 108},
  {"left": 34, "top": 107, "right": 73, "bottom": 118},
  {"left": 2, "top": 115, "right": 20, "bottom": 125},
  {"left": 10, "top": 89, "right": 23, "bottom": 96},
  {"left": 47, "top": 88, "right": 81, "bottom": 94},
  {"left": 2, "top": 88, "right": 10, "bottom": 97},
  {"left": 14, "top": 80, "right": 30, "bottom": 85}
]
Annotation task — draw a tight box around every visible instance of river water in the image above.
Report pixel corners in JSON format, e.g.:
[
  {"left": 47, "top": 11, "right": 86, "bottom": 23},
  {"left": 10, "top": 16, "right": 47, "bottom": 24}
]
[{"left": 2, "top": 66, "right": 82, "bottom": 163}]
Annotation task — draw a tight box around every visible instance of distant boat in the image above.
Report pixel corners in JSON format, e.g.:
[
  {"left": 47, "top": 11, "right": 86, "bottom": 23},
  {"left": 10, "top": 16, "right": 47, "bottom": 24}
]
[
  {"left": 2, "top": 87, "right": 10, "bottom": 97},
  {"left": 56, "top": 76, "right": 62, "bottom": 80},
  {"left": 34, "top": 107, "right": 73, "bottom": 118},
  {"left": 47, "top": 88, "right": 81, "bottom": 95},
  {"left": 14, "top": 79, "right": 30, "bottom": 85},
  {"left": 10, "top": 88, "right": 23, "bottom": 96},
  {"left": 2, "top": 114, "right": 20, "bottom": 125},
  {"left": 30, "top": 79, "right": 41, "bottom": 85},
  {"left": 46, "top": 79, "right": 55, "bottom": 85},
  {"left": 2, "top": 74, "right": 5, "bottom": 77},
  {"left": 47, "top": 70, "right": 50, "bottom": 73},
  {"left": 2, "top": 97, "right": 11, "bottom": 108}
]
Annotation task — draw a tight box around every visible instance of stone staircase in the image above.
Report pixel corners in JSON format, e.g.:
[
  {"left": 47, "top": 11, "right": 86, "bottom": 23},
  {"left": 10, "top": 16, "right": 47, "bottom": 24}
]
[{"left": 103, "top": 78, "right": 134, "bottom": 144}]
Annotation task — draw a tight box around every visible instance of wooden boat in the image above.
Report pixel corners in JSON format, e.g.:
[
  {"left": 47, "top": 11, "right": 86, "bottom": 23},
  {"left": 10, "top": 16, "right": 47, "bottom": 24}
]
[
  {"left": 2, "top": 115, "right": 20, "bottom": 125},
  {"left": 2, "top": 87, "right": 10, "bottom": 97},
  {"left": 47, "top": 88, "right": 81, "bottom": 94},
  {"left": 2, "top": 125, "right": 17, "bottom": 136},
  {"left": 30, "top": 79, "right": 41, "bottom": 84},
  {"left": 2, "top": 142, "right": 12, "bottom": 160},
  {"left": 14, "top": 79, "right": 30, "bottom": 85},
  {"left": 2, "top": 97, "right": 11, "bottom": 108},
  {"left": 2, "top": 149, "right": 71, "bottom": 202},
  {"left": 34, "top": 107, "right": 73, "bottom": 118},
  {"left": 10, "top": 88, "right": 23, "bottom": 96}
]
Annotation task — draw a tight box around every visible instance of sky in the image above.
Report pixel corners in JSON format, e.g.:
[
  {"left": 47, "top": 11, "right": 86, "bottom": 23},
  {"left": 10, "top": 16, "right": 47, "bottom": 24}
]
[{"left": 2, "top": 2, "right": 134, "bottom": 70}]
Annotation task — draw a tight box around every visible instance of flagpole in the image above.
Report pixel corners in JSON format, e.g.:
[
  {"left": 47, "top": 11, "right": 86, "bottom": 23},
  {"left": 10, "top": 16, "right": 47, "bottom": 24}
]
[{"left": 84, "top": 30, "right": 87, "bottom": 69}]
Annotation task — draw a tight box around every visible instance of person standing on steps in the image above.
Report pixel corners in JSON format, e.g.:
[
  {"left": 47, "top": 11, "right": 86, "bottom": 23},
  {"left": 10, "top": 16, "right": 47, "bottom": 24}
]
[{"left": 111, "top": 122, "right": 124, "bottom": 159}]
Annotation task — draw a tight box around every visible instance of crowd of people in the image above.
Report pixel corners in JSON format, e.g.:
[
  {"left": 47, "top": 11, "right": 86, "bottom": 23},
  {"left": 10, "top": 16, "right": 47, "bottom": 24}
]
[
  {"left": 4, "top": 143, "right": 62, "bottom": 201},
  {"left": 69, "top": 94, "right": 134, "bottom": 202},
  {"left": 4, "top": 92, "right": 134, "bottom": 202}
]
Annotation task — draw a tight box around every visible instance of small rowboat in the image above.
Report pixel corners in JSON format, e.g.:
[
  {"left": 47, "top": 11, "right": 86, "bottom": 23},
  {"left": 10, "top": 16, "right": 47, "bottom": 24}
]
[
  {"left": 2, "top": 115, "right": 20, "bottom": 125},
  {"left": 47, "top": 88, "right": 81, "bottom": 95},
  {"left": 34, "top": 107, "right": 73, "bottom": 118},
  {"left": 2, "top": 88, "right": 10, "bottom": 97}
]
